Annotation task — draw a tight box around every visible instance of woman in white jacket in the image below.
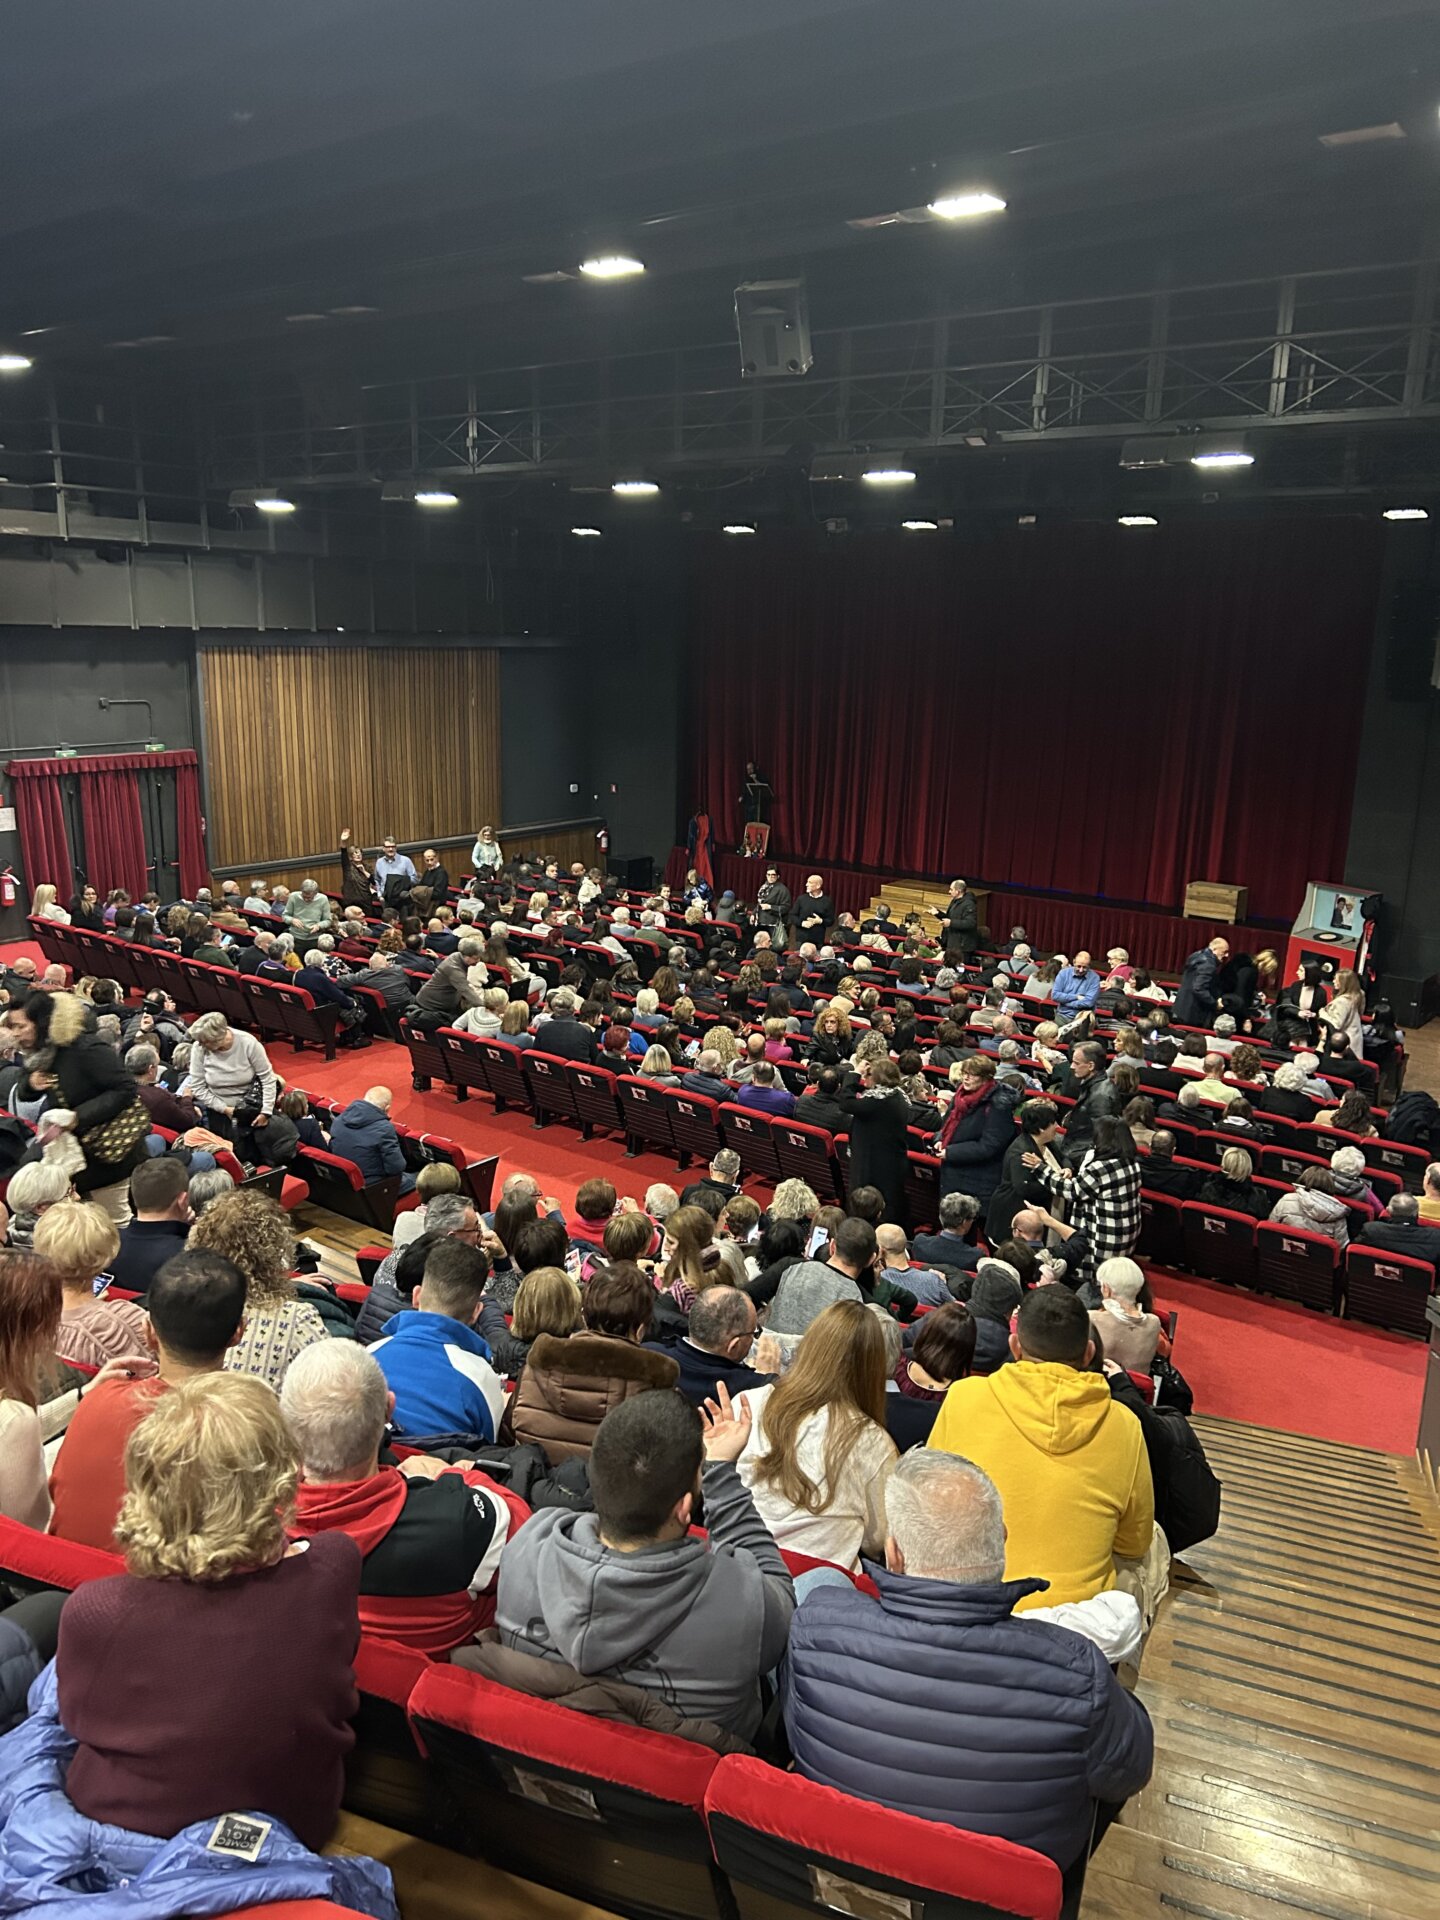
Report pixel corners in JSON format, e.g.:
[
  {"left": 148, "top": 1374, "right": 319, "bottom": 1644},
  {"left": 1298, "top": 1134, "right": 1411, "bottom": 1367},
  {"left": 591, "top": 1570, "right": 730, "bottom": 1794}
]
[{"left": 1320, "top": 968, "right": 1366, "bottom": 1061}]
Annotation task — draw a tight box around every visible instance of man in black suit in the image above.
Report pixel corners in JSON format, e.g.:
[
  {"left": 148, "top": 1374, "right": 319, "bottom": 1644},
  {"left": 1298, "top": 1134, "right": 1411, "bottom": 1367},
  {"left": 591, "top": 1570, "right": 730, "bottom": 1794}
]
[
  {"left": 942, "top": 879, "right": 979, "bottom": 960},
  {"left": 1140, "top": 1131, "right": 1201, "bottom": 1200},
  {"left": 235, "top": 932, "right": 277, "bottom": 974},
  {"left": 789, "top": 875, "right": 833, "bottom": 948},
  {"left": 1356, "top": 1193, "right": 1440, "bottom": 1277},
  {"left": 793, "top": 1068, "right": 849, "bottom": 1136}
]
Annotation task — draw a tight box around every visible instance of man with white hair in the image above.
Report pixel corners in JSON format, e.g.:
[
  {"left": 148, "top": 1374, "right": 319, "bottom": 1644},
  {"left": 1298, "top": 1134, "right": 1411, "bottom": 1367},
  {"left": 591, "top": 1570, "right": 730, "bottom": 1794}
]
[
  {"left": 328, "top": 1085, "right": 415, "bottom": 1192},
  {"left": 282, "top": 878, "right": 331, "bottom": 935},
  {"left": 284, "top": 1340, "right": 527, "bottom": 1652},
  {"left": 528, "top": 985, "right": 599, "bottom": 1063},
  {"left": 679, "top": 1049, "right": 730, "bottom": 1103},
  {"left": 1359, "top": 1189, "right": 1440, "bottom": 1269},
  {"left": 784, "top": 1450, "right": 1152, "bottom": 1869},
  {"left": 643, "top": 1182, "right": 680, "bottom": 1225}
]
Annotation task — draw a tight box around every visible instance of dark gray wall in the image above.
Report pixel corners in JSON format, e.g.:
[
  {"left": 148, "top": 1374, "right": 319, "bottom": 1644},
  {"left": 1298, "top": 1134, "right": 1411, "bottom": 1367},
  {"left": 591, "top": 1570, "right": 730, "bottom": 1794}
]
[
  {"left": 497, "top": 646, "right": 590, "bottom": 825},
  {"left": 1343, "top": 523, "right": 1440, "bottom": 1005}
]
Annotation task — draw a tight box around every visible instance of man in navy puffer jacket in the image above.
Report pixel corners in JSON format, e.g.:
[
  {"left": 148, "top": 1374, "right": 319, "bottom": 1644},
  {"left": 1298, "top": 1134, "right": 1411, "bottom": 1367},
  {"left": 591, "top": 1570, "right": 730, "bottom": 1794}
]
[{"left": 783, "top": 1450, "right": 1153, "bottom": 1870}]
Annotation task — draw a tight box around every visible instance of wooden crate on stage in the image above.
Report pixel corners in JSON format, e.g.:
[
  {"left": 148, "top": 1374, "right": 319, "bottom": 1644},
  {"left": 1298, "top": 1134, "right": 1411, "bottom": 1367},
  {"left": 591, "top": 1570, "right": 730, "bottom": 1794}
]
[{"left": 1183, "top": 880, "right": 1247, "bottom": 923}]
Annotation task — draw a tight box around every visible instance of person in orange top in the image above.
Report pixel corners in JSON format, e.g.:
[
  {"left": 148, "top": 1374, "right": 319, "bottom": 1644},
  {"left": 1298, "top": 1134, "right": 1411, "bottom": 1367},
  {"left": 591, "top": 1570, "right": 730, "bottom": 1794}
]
[{"left": 49, "top": 1250, "right": 246, "bottom": 1551}]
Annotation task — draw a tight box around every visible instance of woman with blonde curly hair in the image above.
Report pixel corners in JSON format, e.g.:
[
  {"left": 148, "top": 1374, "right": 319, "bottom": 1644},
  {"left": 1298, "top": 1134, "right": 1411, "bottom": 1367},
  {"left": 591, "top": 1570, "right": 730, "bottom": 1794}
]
[
  {"left": 851, "top": 1029, "right": 890, "bottom": 1071},
  {"left": 34, "top": 1200, "right": 149, "bottom": 1371},
  {"left": 704, "top": 1023, "right": 741, "bottom": 1069},
  {"left": 190, "top": 1190, "right": 327, "bottom": 1388},
  {"left": 770, "top": 1177, "right": 820, "bottom": 1225},
  {"left": 57, "top": 1372, "right": 362, "bottom": 1851}
]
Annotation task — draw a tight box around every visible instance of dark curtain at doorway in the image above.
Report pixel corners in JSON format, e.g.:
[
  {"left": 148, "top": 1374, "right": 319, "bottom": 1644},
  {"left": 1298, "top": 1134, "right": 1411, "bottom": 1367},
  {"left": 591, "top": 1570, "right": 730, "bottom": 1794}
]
[
  {"left": 7, "top": 762, "right": 73, "bottom": 898},
  {"left": 79, "top": 766, "right": 151, "bottom": 899},
  {"left": 687, "top": 518, "right": 1384, "bottom": 922},
  {"left": 6, "top": 750, "right": 209, "bottom": 904}
]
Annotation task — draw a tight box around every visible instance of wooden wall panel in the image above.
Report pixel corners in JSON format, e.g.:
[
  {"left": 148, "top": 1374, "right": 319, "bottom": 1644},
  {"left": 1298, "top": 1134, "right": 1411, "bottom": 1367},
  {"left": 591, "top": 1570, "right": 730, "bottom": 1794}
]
[{"left": 200, "top": 645, "right": 501, "bottom": 869}]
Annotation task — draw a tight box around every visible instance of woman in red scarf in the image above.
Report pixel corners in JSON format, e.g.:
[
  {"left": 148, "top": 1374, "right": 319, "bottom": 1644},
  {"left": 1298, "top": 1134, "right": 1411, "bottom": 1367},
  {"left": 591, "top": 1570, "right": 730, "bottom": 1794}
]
[{"left": 935, "top": 1055, "right": 1020, "bottom": 1203}]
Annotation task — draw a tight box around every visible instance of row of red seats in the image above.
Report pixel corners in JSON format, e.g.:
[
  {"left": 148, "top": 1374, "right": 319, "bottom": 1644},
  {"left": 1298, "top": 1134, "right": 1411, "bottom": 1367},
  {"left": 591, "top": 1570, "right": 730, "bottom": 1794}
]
[
  {"left": 0, "top": 1514, "right": 1069, "bottom": 1920},
  {"left": 404, "top": 1025, "right": 945, "bottom": 1228}
]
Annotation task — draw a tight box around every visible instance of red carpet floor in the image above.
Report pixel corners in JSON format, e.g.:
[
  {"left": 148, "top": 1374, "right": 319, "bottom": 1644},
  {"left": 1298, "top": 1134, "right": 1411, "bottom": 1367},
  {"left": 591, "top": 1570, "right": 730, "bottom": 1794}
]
[{"left": 4, "top": 941, "right": 1425, "bottom": 1457}]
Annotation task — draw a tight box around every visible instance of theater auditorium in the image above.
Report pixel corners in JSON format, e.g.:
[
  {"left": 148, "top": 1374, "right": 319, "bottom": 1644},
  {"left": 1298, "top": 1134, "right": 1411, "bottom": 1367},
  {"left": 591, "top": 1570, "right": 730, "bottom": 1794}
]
[{"left": 2, "top": 7, "right": 1439, "bottom": 1920}]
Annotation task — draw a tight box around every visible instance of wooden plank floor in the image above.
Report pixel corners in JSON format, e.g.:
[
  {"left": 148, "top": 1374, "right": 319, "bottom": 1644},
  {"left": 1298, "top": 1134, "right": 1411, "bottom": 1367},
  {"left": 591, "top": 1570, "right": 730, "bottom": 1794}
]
[
  {"left": 1083, "top": 1416, "right": 1440, "bottom": 1920},
  {"left": 300, "top": 1206, "right": 1440, "bottom": 1920}
]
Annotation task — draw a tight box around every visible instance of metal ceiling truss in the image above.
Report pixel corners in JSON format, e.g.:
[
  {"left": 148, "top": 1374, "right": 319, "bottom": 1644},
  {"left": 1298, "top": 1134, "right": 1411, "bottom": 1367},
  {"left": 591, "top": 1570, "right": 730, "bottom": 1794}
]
[{"left": 0, "top": 260, "right": 1436, "bottom": 541}]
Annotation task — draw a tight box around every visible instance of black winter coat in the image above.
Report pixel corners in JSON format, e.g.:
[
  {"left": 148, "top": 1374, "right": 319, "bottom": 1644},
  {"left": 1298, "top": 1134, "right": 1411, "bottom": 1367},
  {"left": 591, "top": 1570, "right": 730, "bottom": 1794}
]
[
  {"left": 837, "top": 1087, "right": 914, "bottom": 1229},
  {"left": 937, "top": 1083, "right": 1019, "bottom": 1202}
]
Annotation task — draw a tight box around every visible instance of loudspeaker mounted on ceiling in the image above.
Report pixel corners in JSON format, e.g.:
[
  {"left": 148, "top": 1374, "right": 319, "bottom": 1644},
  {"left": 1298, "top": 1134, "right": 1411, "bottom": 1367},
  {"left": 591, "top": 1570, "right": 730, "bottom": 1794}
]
[{"left": 735, "top": 279, "right": 813, "bottom": 378}]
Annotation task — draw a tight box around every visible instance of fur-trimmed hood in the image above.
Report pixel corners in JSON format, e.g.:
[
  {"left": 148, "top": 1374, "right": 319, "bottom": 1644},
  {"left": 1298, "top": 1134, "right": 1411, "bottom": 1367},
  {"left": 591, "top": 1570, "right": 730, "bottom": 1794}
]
[
  {"left": 526, "top": 1331, "right": 680, "bottom": 1386},
  {"left": 44, "top": 991, "right": 93, "bottom": 1049}
]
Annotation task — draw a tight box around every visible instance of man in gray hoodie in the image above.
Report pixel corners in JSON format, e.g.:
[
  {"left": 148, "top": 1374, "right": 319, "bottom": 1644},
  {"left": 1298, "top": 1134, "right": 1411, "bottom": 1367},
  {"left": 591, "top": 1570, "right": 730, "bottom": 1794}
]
[{"left": 492, "top": 1387, "right": 795, "bottom": 1738}]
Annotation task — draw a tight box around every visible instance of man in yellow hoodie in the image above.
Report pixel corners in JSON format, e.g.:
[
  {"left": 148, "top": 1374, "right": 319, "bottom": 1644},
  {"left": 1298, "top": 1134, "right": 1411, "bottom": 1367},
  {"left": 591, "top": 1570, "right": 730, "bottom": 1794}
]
[{"left": 927, "top": 1287, "right": 1158, "bottom": 1617}]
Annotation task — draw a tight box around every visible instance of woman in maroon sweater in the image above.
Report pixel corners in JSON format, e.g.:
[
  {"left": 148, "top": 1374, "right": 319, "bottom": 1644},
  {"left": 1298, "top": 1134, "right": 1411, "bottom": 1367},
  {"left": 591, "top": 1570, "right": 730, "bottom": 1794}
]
[{"left": 57, "top": 1372, "right": 361, "bottom": 1852}]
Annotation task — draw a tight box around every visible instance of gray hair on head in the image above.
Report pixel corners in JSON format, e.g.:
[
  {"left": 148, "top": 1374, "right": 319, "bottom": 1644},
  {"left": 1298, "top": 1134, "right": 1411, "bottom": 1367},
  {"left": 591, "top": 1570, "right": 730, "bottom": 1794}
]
[
  {"left": 939, "top": 1191, "right": 980, "bottom": 1228},
  {"left": 281, "top": 1340, "right": 389, "bottom": 1481},
  {"left": 885, "top": 1452, "right": 1006, "bottom": 1582},
  {"left": 187, "top": 1167, "right": 236, "bottom": 1215},
  {"left": 124, "top": 1044, "right": 159, "bottom": 1076}
]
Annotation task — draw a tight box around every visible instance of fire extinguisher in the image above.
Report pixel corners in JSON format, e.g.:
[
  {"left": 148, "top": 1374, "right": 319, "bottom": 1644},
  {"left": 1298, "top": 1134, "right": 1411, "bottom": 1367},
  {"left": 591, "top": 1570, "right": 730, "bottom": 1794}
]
[{"left": 0, "top": 867, "right": 16, "bottom": 910}]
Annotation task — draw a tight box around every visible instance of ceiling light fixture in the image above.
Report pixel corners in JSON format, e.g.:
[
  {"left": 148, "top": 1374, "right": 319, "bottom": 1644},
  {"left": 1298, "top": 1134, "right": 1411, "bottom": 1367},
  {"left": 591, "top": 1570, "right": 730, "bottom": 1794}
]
[
  {"left": 927, "top": 192, "right": 1007, "bottom": 220},
  {"left": 861, "top": 466, "right": 916, "bottom": 485},
  {"left": 329, "top": 305, "right": 377, "bottom": 316},
  {"left": 413, "top": 490, "right": 459, "bottom": 507},
  {"left": 284, "top": 312, "right": 327, "bottom": 324},
  {"left": 722, "top": 523, "right": 757, "bottom": 535},
  {"left": 579, "top": 255, "right": 645, "bottom": 279},
  {"left": 1189, "top": 434, "right": 1254, "bottom": 470},
  {"left": 902, "top": 519, "right": 938, "bottom": 531},
  {"left": 1382, "top": 507, "right": 1429, "bottom": 521},
  {"left": 254, "top": 496, "right": 296, "bottom": 514},
  {"left": 612, "top": 478, "right": 659, "bottom": 495},
  {"left": 1118, "top": 514, "right": 1159, "bottom": 527},
  {"left": 0, "top": 353, "right": 34, "bottom": 373},
  {"left": 571, "top": 526, "right": 603, "bottom": 537}
]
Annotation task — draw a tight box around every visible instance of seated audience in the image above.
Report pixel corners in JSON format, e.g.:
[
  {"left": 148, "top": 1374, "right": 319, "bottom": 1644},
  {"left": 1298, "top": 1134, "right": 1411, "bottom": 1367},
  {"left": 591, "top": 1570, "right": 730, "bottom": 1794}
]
[
  {"left": 887, "top": 1302, "right": 976, "bottom": 1450},
  {"left": 1088, "top": 1257, "right": 1164, "bottom": 1373},
  {"left": 1358, "top": 1191, "right": 1440, "bottom": 1274},
  {"left": 491, "top": 1386, "right": 794, "bottom": 1739},
  {"left": 372, "top": 1237, "right": 507, "bottom": 1444},
  {"left": 679, "top": 1049, "right": 731, "bottom": 1102},
  {"left": 284, "top": 1341, "right": 527, "bottom": 1652},
  {"left": 736, "top": 1299, "right": 897, "bottom": 1571},
  {"left": 766, "top": 1215, "right": 875, "bottom": 1335},
  {"left": 2, "top": 1162, "right": 72, "bottom": 1251},
  {"left": 734, "top": 1059, "right": 795, "bottom": 1116},
  {"left": 1139, "top": 1130, "right": 1201, "bottom": 1200},
  {"left": 928, "top": 1287, "right": 1158, "bottom": 1614},
  {"left": 647, "top": 1283, "right": 768, "bottom": 1405},
  {"left": 126, "top": 1043, "right": 204, "bottom": 1134},
  {"left": 49, "top": 1249, "right": 246, "bottom": 1550},
  {"left": 681, "top": 1148, "right": 742, "bottom": 1209},
  {"left": 911, "top": 1191, "right": 984, "bottom": 1273},
  {"left": 509, "top": 1261, "right": 679, "bottom": 1463},
  {"left": 109, "top": 1156, "right": 192, "bottom": 1294},
  {"left": 1267, "top": 1166, "right": 1350, "bottom": 1248},
  {"left": 479, "top": 1265, "right": 583, "bottom": 1378},
  {"left": 186, "top": 1011, "right": 279, "bottom": 1153},
  {"left": 1328, "top": 1144, "right": 1384, "bottom": 1220},
  {"left": 391, "top": 1162, "right": 463, "bottom": 1250},
  {"left": 1259, "top": 1061, "right": 1323, "bottom": 1121},
  {"left": 327, "top": 1085, "right": 417, "bottom": 1191},
  {"left": 34, "top": 1202, "right": 150, "bottom": 1370},
  {"left": 0, "top": 1252, "right": 155, "bottom": 1527},
  {"left": 57, "top": 1373, "right": 360, "bottom": 1852},
  {"left": 963, "top": 1259, "right": 1024, "bottom": 1373},
  {"left": 1197, "top": 1146, "right": 1269, "bottom": 1220},
  {"left": 875, "top": 1222, "right": 952, "bottom": 1306},
  {"left": 784, "top": 1450, "right": 1153, "bottom": 1869},
  {"left": 190, "top": 1189, "right": 329, "bottom": 1387}
]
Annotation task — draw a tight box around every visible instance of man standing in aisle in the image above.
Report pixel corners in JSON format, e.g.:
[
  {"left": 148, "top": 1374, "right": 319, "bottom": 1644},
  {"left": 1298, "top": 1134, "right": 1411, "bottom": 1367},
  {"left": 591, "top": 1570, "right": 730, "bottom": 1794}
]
[
  {"left": 943, "top": 878, "right": 979, "bottom": 961},
  {"left": 757, "top": 866, "right": 792, "bottom": 943},
  {"left": 789, "top": 875, "right": 833, "bottom": 948}
]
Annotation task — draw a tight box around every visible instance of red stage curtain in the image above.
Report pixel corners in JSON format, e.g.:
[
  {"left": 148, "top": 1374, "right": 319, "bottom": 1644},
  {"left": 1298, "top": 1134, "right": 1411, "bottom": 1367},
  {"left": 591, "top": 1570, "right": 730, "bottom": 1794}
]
[
  {"left": 79, "top": 766, "right": 150, "bottom": 900},
  {"left": 686, "top": 519, "right": 1383, "bottom": 924},
  {"left": 173, "top": 757, "right": 210, "bottom": 899},
  {"left": 8, "top": 762, "right": 73, "bottom": 899}
]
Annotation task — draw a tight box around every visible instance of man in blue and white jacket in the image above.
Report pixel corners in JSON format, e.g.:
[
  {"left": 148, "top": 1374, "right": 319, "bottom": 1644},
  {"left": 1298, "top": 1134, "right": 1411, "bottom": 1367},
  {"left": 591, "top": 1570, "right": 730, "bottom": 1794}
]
[
  {"left": 784, "top": 1450, "right": 1153, "bottom": 1872},
  {"left": 371, "top": 1238, "right": 505, "bottom": 1445}
]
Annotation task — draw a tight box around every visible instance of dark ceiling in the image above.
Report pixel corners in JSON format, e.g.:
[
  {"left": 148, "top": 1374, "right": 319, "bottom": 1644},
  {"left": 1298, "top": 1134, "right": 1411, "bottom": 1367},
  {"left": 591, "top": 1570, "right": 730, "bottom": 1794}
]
[{"left": 4, "top": 0, "right": 1439, "bottom": 381}]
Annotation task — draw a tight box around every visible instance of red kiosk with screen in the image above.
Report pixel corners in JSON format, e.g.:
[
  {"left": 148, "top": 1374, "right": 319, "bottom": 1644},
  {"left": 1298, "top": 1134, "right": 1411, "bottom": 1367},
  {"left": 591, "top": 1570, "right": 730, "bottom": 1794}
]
[{"left": 1282, "top": 880, "right": 1380, "bottom": 988}]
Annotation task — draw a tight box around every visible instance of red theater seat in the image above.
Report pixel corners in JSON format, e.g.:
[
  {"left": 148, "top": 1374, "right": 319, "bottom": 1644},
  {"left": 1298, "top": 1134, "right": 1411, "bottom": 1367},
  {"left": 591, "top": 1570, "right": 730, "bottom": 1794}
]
[
  {"left": 1343, "top": 1244, "right": 1434, "bottom": 1337},
  {"left": 407, "top": 1664, "right": 727, "bottom": 1920},
  {"left": 1256, "top": 1220, "right": 1341, "bottom": 1314},
  {"left": 703, "top": 1755, "right": 1063, "bottom": 1920}
]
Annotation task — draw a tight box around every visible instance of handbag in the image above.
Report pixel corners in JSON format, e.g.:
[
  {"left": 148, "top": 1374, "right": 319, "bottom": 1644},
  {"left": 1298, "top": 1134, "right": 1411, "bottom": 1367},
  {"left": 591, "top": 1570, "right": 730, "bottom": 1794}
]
[{"left": 81, "top": 1099, "right": 151, "bottom": 1167}]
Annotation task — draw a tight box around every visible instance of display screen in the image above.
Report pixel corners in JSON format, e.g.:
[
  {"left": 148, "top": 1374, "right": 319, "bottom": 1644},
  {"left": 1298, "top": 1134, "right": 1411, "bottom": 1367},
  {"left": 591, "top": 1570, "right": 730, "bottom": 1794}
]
[{"left": 1310, "top": 886, "right": 1361, "bottom": 934}]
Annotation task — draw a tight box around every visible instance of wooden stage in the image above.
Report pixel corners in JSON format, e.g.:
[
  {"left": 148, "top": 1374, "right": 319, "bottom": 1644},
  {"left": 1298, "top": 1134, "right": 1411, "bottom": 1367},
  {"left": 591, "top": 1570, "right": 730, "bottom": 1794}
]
[{"left": 306, "top": 1214, "right": 1440, "bottom": 1920}]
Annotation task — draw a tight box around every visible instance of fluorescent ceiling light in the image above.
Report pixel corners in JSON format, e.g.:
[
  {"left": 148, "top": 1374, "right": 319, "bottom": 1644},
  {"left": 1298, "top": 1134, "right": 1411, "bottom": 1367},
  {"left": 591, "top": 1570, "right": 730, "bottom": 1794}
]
[
  {"left": 284, "top": 312, "right": 328, "bottom": 323},
  {"left": 722, "top": 523, "right": 757, "bottom": 535},
  {"left": 862, "top": 466, "right": 916, "bottom": 485},
  {"left": 254, "top": 496, "right": 296, "bottom": 514},
  {"left": 571, "top": 526, "right": 603, "bottom": 537},
  {"left": 612, "top": 479, "right": 659, "bottom": 495},
  {"left": 1191, "top": 451, "right": 1254, "bottom": 470},
  {"left": 1118, "top": 515, "right": 1158, "bottom": 527},
  {"left": 579, "top": 255, "right": 645, "bottom": 279},
  {"left": 1318, "top": 123, "right": 1404, "bottom": 148},
  {"left": 1382, "top": 507, "right": 1429, "bottom": 521},
  {"left": 927, "top": 192, "right": 1006, "bottom": 220},
  {"left": 330, "top": 305, "right": 377, "bottom": 315},
  {"left": 902, "top": 520, "right": 938, "bottom": 531},
  {"left": 0, "top": 353, "right": 33, "bottom": 373},
  {"left": 413, "top": 490, "right": 459, "bottom": 507}
]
